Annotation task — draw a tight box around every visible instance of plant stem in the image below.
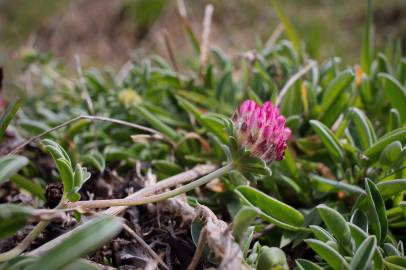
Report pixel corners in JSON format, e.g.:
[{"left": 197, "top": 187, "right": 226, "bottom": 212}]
[
  {"left": 67, "top": 163, "right": 234, "bottom": 209},
  {"left": 0, "top": 199, "right": 66, "bottom": 262},
  {"left": 8, "top": 115, "right": 165, "bottom": 155},
  {"left": 28, "top": 164, "right": 218, "bottom": 256}
]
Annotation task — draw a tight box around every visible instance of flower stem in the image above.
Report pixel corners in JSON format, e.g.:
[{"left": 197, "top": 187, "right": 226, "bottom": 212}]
[{"left": 67, "top": 163, "right": 234, "bottom": 209}]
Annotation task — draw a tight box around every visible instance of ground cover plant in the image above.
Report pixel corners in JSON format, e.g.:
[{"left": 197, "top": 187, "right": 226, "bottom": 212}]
[{"left": 1, "top": 0, "right": 406, "bottom": 269}]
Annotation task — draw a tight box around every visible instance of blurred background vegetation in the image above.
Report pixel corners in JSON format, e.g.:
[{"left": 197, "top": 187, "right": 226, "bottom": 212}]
[{"left": 1, "top": 0, "right": 405, "bottom": 71}]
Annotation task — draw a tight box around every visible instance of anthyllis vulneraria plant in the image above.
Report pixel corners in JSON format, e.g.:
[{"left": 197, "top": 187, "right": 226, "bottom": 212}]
[{"left": 66, "top": 99, "right": 290, "bottom": 209}]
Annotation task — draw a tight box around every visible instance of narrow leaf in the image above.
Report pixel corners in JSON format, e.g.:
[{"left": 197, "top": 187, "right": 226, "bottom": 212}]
[
  {"left": 0, "top": 155, "right": 29, "bottom": 185},
  {"left": 0, "top": 99, "right": 20, "bottom": 139},
  {"left": 309, "top": 120, "right": 345, "bottom": 162},
  {"left": 25, "top": 216, "right": 122, "bottom": 270}
]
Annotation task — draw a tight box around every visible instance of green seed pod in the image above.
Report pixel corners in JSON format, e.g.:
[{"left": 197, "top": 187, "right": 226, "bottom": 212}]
[{"left": 257, "top": 247, "right": 289, "bottom": 270}]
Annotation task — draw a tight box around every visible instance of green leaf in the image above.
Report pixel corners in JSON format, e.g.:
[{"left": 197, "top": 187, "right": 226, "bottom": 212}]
[
  {"left": 321, "top": 69, "right": 354, "bottom": 112},
  {"left": 379, "top": 73, "right": 406, "bottom": 122},
  {"left": 388, "top": 108, "right": 401, "bottom": 132},
  {"left": 200, "top": 114, "right": 228, "bottom": 143},
  {"left": 350, "top": 209, "right": 368, "bottom": 232},
  {"left": 232, "top": 206, "right": 258, "bottom": 243},
  {"left": 349, "top": 107, "right": 376, "bottom": 150},
  {"left": 257, "top": 246, "right": 288, "bottom": 270},
  {"left": 20, "top": 119, "right": 51, "bottom": 136},
  {"left": 269, "top": 0, "right": 301, "bottom": 52},
  {"left": 348, "top": 222, "right": 368, "bottom": 247},
  {"left": 133, "top": 105, "right": 179, "bottom": 141},
  {"left": 64, "top": 259, "right": 100, "bottom": 270},
  {"left": 73, "top": 164, "right": 91, "bottom": 188},
  {"left": 317, "top": 204, "right": 352, "bottom": 250},
  {"left": 379, "top": 141, "right": 403, "bottom": 166},
  {"left": 0, "top": 204, "right": 34, "bottom": 239},
  {"left": 384, "top": 256, "right": 406, "bottom": 270},
  {"left": 364, "top": 127, "right": 406, "bottom": 162},
  {"left": 0, "top": 99, "right": 20, "bottom": 139},
  {"left": 350, "top": 236, "right": 377, "bottom": 270},
  {"left": 360, "top": 0, "right": 373, "bottom": 74},
  {"left": 153, "top": 160, "right": 183, "bottom": 176},
  {"left": 309, "top": 225, "right": 335, "bottom": 242},
  {"left": 82, "top": 150, "right": 105, "bottom": 173},
  {"left": 176, "top": 95, "right": 202, "bottom": 121},
  {"left": 377, "top": 179, "right": 406, "bottom": 199},
  {"left": 56, "top": 158, "right": 74, "bottom": 193},
  {"left": 0, "top": 155, "right": 29, "bottom": 185},
  {"left": 235, "top": 186, "right": 304, "bottom": 230},
  {"left": 310, "top": 174, "right": 365, "bottom": 195},
  {"left": 25, "top": 215, "right": 122, "bottom": 270},
  {"left": 67, "top": 119, "right": 91, "bottom": 138},
  {"left": 365, "top": 179, "right": 388, "bottom": 243},
  {"left": 42, "top": 139, "right": 71, "bottom": 165},
  {"left": 296, "top": 259, "right": 323, "bottom": 270},
  {"left": 10, "top": 174, "right": 45, "bottom": 200},
  {"left": 305, "top": 239, "right": 349, "bottom": 270},
  {"left": 309, "top": 120, "right": 345, "bottom": 162}
]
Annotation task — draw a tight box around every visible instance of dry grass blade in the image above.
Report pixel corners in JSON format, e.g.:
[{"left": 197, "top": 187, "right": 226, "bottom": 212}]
[
  {"left": 163, "top": 29, "right": 180, "bottom": 73},
  {"left": 200, "top": 4, "right": 214, "bottom": 69}
]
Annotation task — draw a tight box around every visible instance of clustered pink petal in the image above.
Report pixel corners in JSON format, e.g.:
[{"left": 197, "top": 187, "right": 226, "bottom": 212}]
[{"left": 232, "top": 100, "right": 291, "bottom": 163}]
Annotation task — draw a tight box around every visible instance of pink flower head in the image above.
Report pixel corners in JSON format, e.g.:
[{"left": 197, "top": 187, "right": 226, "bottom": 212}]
[{"left": 232, "top": 100, "right": 291, "bottom": 163}]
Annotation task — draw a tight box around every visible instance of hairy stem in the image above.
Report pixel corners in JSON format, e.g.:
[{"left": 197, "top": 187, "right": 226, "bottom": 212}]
[
  {"left": 67, "top": 163, "right": 233, "bottom": 209},
  {"left": 28, "top": 164, "right": 218, "bottom": 256}
]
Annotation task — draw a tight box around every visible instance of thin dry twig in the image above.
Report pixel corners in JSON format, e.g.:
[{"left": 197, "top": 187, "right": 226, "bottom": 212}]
[
  {"left": 122, "top": 223, "right": 169, "bottom": 270},
  {"left": 265, "top": 23, "right": 284, "bottom": 48},
  {"left": 27, "top": 164, "right": 218, "bottom": 256},
  {"left": 75, "top": 55, "right": 94, "bottom": 114},
  {"left": 163, "top": 29, "right": 180, "bottom": 73},
  {"left": 276, "top": 60, "right": 316, "bottom": 106},
  {"left": 158, "top": 198, "right": 248, "bottom": 270},
  {"left": 8, "top": 115, "right": 164, "bottom": 155}
]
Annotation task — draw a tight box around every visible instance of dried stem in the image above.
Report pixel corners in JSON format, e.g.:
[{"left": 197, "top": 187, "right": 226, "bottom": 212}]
[
  {"left": 276, "top": 61, "right": 316, "bottom": 106},
  {"left": 163, "top": 29, "right": 180, "bottom": 73},
  {"left": 200, "top": 4, "right": 214, "bottom": 69},
  {"left": 27, "top": 164, "right": 218, "bottom": 256},
  {"left": 122, "top": 223, "right": 169, "bottom": 270},
  {"left": 265, "top": 23, "right": 284, "bottom": 48},
  {"left": 8, "top": 115, "right": 164, "bottom": 155},
  {"left": 66, "top": 163, "right": 233, "bottom": 209}
]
